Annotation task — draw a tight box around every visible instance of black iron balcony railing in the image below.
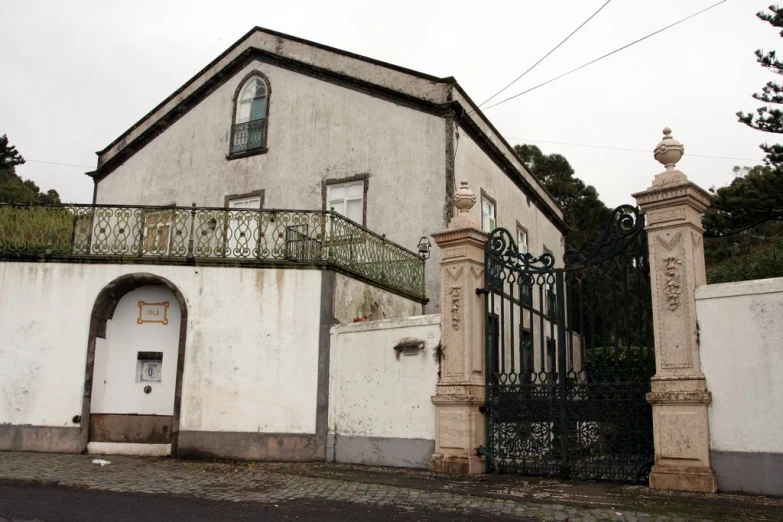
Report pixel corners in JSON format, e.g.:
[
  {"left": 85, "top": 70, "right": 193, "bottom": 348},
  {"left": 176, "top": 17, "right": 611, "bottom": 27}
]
[
  {"left": 0, "top": 203, "right": 426, "bottom": 301},
  {"left": 230, "top": 120, "right": 266, "bottom": 155}
]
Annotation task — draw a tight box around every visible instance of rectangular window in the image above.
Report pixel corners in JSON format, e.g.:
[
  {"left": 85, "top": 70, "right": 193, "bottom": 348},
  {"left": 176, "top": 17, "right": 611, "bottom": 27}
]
[
  {"left": 547, "top": 337, "right": 557, "bottom": 376},
  {"left": 521, "top": 328, "right": 533, "bottom": 373},
  {"left": 516, "top": 226, "right": 528, "bottom": 254},
  {"left": 228, "top": 195, "right": 262, "bottom": 209},
  {"left": 481, "top": 195, "right": 496, "bottom": 233},
  {"left": 327, "top": 181, "right": 364, "bottom": 224},
  {"left": 143, "top": 209, "right": 174, "bottom": 255},
  {"left": 227, "top": 195, "right": 262, "bottom": 258}
]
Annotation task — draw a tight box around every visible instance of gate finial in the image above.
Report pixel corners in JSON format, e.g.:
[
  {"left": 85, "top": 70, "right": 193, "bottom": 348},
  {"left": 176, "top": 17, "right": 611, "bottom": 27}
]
[
  {"left": 654, "top": 127, "right": 684, "bottom": 171},
  {"left": 449, "top": 180, "right": 480, "bottom": 229},
  {"left": 651, "top": 127, "right": 688, "bottom": 187},
  {"left": 453, "top": 180, "right": 476, "bottom": 215}
]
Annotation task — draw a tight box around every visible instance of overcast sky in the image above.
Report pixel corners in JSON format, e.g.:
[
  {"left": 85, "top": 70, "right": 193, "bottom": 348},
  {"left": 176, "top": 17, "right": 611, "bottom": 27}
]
[{"left": 0, "top": 0, "right": 776, "bottom": 208}]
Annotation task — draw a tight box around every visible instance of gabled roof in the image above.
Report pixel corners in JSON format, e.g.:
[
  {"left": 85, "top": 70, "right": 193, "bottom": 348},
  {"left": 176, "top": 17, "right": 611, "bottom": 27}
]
[{"left": 89, "top": 27, "right": 565, "bottom": 230}]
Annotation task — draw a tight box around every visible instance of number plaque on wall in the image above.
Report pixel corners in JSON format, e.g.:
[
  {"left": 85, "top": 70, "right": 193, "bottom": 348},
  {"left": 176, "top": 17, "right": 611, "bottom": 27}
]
[{"left": 137, "top": 301, "right": 170, "bottom": 325}]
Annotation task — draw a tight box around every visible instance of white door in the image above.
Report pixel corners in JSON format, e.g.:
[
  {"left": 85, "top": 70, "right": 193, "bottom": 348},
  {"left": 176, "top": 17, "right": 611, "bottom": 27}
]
[{"left": 90, "top": 286, "right": 181, "bottom": 416}]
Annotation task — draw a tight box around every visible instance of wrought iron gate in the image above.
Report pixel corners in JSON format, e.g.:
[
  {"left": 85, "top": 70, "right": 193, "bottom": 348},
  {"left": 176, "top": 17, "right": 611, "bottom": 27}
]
[{"left": 481, "top": 205, "right": 655, "bottom": 483}]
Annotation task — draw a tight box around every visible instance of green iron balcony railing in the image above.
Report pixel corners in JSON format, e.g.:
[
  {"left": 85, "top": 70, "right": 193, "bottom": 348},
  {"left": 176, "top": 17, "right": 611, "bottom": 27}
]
[
  {"left": 230, "top": 120, "right": 266, "bottom": 155},
  {"left": 0, "top": 203, "right": 427, "bottom": 301}
]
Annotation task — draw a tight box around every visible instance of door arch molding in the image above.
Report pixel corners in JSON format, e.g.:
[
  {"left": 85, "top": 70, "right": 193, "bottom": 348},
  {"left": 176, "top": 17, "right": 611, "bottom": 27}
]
[{"left": 79, "top": 272, "right": 188, "bottom": 454}]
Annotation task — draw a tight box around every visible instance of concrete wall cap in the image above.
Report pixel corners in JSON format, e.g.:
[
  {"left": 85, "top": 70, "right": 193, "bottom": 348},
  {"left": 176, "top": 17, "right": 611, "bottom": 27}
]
[
  {"left": 696, "top": 277, "right": 783, "bottom": 301},
  {"left": 330, "top": 314, "right": 440, "bottom": 334}
]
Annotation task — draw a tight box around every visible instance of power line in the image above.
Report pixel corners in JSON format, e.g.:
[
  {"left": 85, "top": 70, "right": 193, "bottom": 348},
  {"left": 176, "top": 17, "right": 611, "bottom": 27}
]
[
  {"left": 482, "top": 0, "right": 729, "bottom": 113},
  {"left": 24, "top": 159, "right": 93, "bottom": 169},
  {"left": 477, "top": 0, "right": 613, "bottom": 109},
  {"left": 508, "top": 137, "right": 762, "bottom": 162}
]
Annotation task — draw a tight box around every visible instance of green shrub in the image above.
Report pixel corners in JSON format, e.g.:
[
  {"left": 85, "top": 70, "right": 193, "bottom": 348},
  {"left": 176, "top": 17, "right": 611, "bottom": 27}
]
[{"left": 707, "top": 238, "right": 783, "bottom": 284}]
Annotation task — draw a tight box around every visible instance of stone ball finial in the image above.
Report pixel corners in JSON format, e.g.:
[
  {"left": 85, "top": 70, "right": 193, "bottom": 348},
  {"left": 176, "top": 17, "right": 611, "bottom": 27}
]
[
  {"left": 654, "top": 127, "right": 685, "bottom": 172},
  {"left": 453, "top": 180, "right": 476, "bottom": 216}
]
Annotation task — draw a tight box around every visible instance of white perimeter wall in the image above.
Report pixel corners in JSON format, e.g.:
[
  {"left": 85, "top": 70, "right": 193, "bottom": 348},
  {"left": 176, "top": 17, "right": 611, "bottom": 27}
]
[
  {"left": 328, "top": 314, "right": 440, "bottom": 466},
  {"left": 0, "top": 262, "right": 322, "bottom": 435},
  {"left": 697, "top": 278, "right": 783, "bottom": 454}
]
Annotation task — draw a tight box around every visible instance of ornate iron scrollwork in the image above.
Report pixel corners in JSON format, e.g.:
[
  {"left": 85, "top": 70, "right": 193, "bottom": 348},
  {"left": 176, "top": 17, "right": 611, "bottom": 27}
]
[
  {"left": 483, "top": 205, "right": 655, "bottom": 483},
  {"left": 564, "top": 205, "right": 645, "bottom": 269},
  {"left": 0, "top": 203, "right": 426, "bottom": 301}
]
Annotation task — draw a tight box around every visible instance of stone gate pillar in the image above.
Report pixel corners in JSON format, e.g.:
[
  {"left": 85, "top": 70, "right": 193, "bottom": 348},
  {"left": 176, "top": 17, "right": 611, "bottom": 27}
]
[
  {"left": 429, "top": 180, "right": 488, "bottom": 474},
  {"left": 632, "top": 128, "right": 717, "bottom": 492}
]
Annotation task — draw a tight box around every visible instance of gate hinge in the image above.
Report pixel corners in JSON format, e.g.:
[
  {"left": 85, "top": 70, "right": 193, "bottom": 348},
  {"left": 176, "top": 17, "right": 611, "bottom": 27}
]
[
  {"left": 478, "top": 404, "right": 489, "bottom": 414},
  {"left": 475, "top": 286, "right": 490, "bottom": 295}
]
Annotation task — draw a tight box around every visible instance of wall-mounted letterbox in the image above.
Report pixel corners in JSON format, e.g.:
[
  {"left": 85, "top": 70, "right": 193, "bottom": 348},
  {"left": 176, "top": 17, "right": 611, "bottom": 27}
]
[{"left": 137, "top": 351, "right": 163, "bottom": 383}]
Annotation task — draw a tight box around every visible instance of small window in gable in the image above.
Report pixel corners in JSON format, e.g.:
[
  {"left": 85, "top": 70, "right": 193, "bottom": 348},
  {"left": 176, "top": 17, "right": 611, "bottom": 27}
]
[
  {"left": 237, "top": 78, "right": 267, "bottom": 124},
  {"left": 229, "top": 75, "right": 269, "bottom": 157}
]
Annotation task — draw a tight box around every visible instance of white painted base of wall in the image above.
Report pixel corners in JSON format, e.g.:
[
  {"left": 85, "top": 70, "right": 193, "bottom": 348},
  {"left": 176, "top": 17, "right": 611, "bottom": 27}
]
[{"left": 87, "top": 442, "right": 171, "bottom": 457}]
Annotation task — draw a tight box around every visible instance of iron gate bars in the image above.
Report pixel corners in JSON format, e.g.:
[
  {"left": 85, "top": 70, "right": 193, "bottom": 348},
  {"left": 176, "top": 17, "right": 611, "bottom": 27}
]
[
  {"left": 0, "top": 203, "right": 426, "bottom": 302},
  {"left": 482, "top": 205, "right": 655, "bottom": 483}
]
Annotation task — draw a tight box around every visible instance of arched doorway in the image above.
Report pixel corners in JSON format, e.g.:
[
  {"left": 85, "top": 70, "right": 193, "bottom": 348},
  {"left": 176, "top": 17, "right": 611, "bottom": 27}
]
[{"left": 80, "top": 273, "right": 187, "bottom": 456}]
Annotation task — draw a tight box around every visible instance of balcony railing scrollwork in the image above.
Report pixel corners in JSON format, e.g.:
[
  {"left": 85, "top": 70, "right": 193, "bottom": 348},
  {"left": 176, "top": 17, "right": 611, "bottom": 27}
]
[
  {"left": 229, "top": 120, "right": 266, "bottom": 155},
  {"left": 0, "top": 203, "right": 427, "bottom": 301}
]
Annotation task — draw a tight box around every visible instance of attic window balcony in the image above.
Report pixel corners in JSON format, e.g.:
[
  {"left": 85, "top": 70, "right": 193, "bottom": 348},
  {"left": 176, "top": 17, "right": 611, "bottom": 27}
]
[{"left": 229, "top": 120, "right": 267, "bottom": 158}]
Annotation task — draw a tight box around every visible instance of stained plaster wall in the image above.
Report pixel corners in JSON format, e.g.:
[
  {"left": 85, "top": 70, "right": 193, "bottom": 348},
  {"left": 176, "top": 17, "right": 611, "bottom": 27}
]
[
  {"left": 453, "top": 130, "right": 565, "bottom": 265},
  {"left": 696, "top": 277, "right": 783, "bottom": 495},
  {"left": 327, "top": 314, "right": 440, "bottom": 468},
  {"left": 332, "top": 272, "right": 421, "bottom": 324},
  {"left": 0, "top": 262, "right": 322, "bottom": 451},
  {"left": 97, "top": 28, "right": 452, "bottom": 165},
  {"left": 94, "top": 59, "right": 446, "bottom": 312}
]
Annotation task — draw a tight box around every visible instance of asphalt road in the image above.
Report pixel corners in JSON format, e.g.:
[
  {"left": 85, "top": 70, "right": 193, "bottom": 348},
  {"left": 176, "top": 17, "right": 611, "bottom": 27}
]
[{"left": 0, "top": 481, "right": 532, "bottom": 522}]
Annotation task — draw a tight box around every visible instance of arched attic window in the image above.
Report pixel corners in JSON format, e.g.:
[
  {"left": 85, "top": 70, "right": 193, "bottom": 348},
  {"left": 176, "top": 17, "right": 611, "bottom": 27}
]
[{"left": 229, "top": 74, "right": 269, "bottom": 157}]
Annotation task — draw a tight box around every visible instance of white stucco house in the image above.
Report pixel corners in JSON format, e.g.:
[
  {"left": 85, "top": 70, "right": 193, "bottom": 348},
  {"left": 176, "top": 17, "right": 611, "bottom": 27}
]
[
  {"left": 88, "top": 26, "right": 566, "bottom": 311},
  {"left": 0, "top": 27, "right": 565, "bottom": 465}
]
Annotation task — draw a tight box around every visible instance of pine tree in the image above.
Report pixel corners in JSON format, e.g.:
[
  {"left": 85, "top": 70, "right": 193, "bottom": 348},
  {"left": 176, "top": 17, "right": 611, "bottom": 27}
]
[
  {"left": 0, "top": 135, "right": 60, "bottom": 204},
  {"left": 737, "top": 5, "right": 783, "bottom": 166}
]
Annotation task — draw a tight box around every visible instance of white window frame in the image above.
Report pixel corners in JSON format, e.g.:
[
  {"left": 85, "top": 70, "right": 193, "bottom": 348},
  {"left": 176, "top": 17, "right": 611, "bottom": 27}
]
[
  {"left": 236, "top": 77, "right": 268, "bottom": 125},
  {"left": 228, "top": 195, "right": 262, "bottom": 209},
  {"left": 481, "top": 194, "right": 496, "bottom": 233},
  {"left": 226, "top": 195, "right": 262, "bottom": 258},
  {"left": 327, "top": 181, "right": 365, "bottom": 225},
  {"left": 516, "top": 225, "right": 529, "bottom": 254}
]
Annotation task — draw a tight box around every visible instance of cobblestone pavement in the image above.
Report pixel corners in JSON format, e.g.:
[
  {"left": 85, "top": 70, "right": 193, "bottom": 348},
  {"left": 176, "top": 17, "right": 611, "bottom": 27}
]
[{"left": 0, "top": 452, "right": 780, "bottom": 522}]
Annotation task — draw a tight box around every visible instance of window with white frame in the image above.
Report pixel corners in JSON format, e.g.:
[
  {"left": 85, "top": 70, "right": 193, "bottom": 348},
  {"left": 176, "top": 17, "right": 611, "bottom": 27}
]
[
  {"left": 516, "top": 226, "right": 528, "bottom": 254},
  {"left": 226, "top": 195, "right": 262, "bottom": 258},
  {"left": 236, "top": 78, "right": 268, "bottom": 124},
  {"left": 327, "top": 181, "right": 364, "bottom": 224},
  {"left": 481, "top": 195, "right": 496, "bottom": 233},
  {"left": 228, "top": 195, "right": 262, "bottom": 209}
]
